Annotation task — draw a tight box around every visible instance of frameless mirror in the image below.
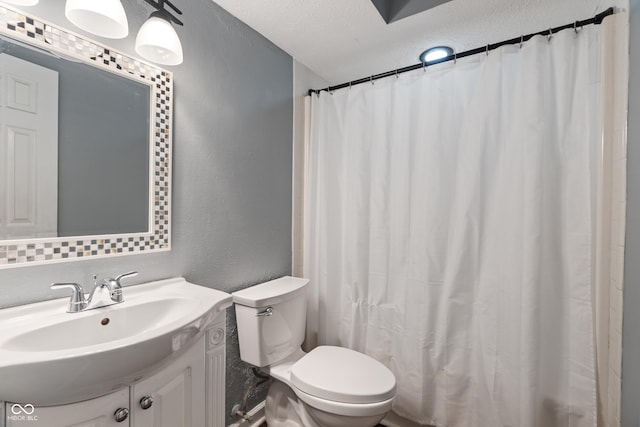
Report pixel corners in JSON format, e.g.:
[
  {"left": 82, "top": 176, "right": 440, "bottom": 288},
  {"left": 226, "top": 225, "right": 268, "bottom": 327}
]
[{"left": 0, "top": 5, "right": 172, "bottom": 267}]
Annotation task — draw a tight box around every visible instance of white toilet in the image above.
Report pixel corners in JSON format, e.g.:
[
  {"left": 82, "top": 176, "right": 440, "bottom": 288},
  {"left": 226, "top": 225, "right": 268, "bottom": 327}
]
[{"left": 232, "top": 276, "right": 396, "bottom": 427}]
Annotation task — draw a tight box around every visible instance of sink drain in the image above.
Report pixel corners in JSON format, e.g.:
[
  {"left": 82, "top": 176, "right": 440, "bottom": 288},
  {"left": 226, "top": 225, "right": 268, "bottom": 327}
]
[{"left": 101, "top": 318, "right": 110, "bottom": 326}]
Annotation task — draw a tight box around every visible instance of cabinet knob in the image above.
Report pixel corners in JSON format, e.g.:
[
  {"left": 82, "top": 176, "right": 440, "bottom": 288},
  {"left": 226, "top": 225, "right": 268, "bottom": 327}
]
[
  {"left": 114, "top": 407, "right": 129, "bottom": 422},
  {"left": 139, "top": 396, "right": 154, "bottom": 410}
]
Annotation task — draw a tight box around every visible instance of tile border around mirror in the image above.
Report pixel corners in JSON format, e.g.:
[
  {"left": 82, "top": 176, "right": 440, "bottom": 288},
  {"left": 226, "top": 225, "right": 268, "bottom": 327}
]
[{"left": 0, "top": 5, "right": 172, "bottom": 267}]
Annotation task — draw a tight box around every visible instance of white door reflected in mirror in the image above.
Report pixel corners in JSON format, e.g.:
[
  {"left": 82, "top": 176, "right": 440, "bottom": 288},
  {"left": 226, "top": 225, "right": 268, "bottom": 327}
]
[{"left": 0, "top": 53, "right": 58, "bottom": 240}]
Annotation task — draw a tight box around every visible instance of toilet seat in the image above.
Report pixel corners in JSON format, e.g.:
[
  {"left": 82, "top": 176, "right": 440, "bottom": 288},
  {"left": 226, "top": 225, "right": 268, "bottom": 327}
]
[
  {"left": 292, "top": 384, "right": 395, "bottom": 417},
  {"left": 291, "top": 346, "right": 396, "bottom": 404}
]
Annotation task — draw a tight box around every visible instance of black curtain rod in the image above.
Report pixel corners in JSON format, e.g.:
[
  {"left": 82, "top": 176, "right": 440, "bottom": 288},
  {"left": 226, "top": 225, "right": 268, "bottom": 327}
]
[{"left": 308, "top": 7, "right": 615, "bottom": 96}]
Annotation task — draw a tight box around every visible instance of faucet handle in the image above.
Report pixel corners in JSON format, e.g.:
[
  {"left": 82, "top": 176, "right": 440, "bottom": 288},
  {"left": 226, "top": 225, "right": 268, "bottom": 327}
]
[
  {"left": 115, "top": 271, "right": 138, "bottom": 286},
  {"left": 50, "top": 283, "right": 87, "bottom": 313},
  {"left": 107, "top": 271, "right": 137, "bottom": 304}
]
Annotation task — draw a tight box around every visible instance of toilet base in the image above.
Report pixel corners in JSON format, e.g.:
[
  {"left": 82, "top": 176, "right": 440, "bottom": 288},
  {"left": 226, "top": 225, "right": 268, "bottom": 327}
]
[
  {"left": 265, "top": 380, "right": 388, "bottom": 427},
  {"left": 265, "top": 380, "right": 318, "bottom": 427}
]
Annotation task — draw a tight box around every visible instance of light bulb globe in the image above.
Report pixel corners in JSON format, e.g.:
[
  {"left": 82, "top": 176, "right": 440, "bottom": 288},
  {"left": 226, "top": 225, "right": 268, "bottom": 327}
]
[
  {"left": 3, "top": 0, "right": 39, "bottom": 6},
  {"left": 135, "top": 16, "right": 183, "bottom": 66},
  {"left": 65, "top": 0, "right": 129, "bottom": 39}
]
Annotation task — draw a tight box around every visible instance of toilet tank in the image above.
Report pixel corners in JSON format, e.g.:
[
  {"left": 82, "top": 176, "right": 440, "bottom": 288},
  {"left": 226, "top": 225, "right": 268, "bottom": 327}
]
[{"left": 232, "top": 276, "right": 309, "bottom": 367}]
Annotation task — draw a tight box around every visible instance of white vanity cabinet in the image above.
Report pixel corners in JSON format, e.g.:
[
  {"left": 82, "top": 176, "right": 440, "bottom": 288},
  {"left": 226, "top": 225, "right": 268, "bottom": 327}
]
[
  {"left": 130, "top": 335, "right": 206, "bottom": 426},
  {"left": 2, "top": 321, "right": 227, "bottom": 427}
]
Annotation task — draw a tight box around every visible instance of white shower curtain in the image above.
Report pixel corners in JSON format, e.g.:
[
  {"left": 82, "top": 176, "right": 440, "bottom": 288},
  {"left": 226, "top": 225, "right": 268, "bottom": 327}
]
[{"left": 304, "top": 25, "right": 601, "bottom": 427}]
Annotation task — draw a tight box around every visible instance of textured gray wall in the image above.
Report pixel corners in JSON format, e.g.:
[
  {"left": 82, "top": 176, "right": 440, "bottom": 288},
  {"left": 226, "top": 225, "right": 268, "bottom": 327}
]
[
  {"left": 0, "top": 0, "right": 293, "bottom": 424},
  {"left": 623, "top": 1, "right": 639, "bottom": 425},
  {"left": 0, "top": 39, "right": 150, "bottom": 236}
]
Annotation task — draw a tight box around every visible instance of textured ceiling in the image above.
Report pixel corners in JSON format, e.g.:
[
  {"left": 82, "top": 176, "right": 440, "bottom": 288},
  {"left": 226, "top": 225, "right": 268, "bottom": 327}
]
[{"left": 211, "top": 0, "right": 627, "bottom": 84}]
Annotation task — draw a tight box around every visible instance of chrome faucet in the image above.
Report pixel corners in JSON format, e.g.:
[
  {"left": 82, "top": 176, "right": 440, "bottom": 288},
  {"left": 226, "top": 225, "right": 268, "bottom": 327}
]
[{"left": 50, "top": 271, "right": 138, "bottom": 313}]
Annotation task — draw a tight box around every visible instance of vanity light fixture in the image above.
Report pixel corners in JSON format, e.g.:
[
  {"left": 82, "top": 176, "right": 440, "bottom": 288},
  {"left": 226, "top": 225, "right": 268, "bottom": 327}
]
[
  {"left": 419, "top": 46, "right": 454, "bottom": 65},
  {"left": 2, "top": 0, "right": 39, "bottom": 5},
  {"left": 135, "top": 0, "right": 184, "bottom": 66},
  {"left": 64, "top": 0, "right": 129, "bottom": 39}
]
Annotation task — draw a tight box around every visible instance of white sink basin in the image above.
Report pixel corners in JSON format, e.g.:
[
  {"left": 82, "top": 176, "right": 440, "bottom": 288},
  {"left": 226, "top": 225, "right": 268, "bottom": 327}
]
[{"left": 0, "top": 277, "right": 232, "bottom": 406}]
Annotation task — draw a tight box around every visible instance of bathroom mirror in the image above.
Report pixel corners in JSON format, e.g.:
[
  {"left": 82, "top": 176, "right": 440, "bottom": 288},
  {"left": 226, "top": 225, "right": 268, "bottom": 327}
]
[{"left": 0, "top": 5, "right": 172, "bottom": 267}]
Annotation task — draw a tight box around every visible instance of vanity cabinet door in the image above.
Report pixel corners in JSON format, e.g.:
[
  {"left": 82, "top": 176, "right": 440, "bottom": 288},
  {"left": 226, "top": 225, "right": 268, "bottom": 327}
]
[
  {"left": 5, "top": 388, "right": 130, "bottom": 427},
  {"left": 131, "top": 336, "right": 206, "bottom": 427}
]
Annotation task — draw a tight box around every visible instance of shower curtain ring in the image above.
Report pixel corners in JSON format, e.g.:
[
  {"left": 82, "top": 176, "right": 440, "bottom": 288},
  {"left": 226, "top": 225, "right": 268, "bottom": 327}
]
[
  {"left": 453, "top": 52, "right": 457, "bottom": 64},
  {"left": 547, "top": 28, "right": 553, "bottom": 41},
  {"left": 423, "top": 61, "right": 427, "bottom": 72},
  {"left": 520, "top": 35, "right": 524, "bottom": 48},
  {"left": 485, "top": 44, "right": 489, "bottom": 56},
  {"left": 370, "top": 75, "right": 374, "bottom": 85},
  {"left": 349, "top": 81, "right": 352, "bottom": 90},
  {"left": 574, "top": 21, "right": 580, "bottom": 33},
  {"left": 395, "top": 69, "right": 399, "bottom": 79}
]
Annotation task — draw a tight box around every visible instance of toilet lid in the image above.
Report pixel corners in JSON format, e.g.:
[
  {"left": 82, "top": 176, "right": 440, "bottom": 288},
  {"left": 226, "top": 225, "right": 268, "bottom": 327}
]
[{"left": 291, "top": 346, "right": 396, "bottom": 404}]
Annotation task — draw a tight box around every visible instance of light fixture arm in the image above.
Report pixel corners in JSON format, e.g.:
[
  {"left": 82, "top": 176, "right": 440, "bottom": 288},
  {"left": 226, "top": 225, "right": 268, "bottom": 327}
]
[{"left": 142, "top": 0, "right": 183, "bottom": 26}]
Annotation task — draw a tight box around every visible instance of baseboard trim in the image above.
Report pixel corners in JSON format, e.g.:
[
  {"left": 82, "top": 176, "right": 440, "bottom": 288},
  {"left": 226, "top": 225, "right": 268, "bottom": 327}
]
[{"left": 227, "top": 400, "right": 266, "bottom": 427}]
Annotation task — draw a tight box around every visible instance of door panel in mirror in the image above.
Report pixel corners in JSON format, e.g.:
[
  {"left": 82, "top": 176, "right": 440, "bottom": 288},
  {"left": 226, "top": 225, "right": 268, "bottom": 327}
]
[{"left": 1, "top": 53, "right": 58, "bottom": 239}]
